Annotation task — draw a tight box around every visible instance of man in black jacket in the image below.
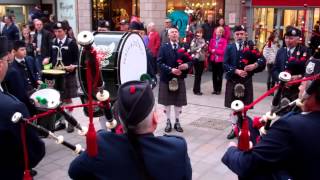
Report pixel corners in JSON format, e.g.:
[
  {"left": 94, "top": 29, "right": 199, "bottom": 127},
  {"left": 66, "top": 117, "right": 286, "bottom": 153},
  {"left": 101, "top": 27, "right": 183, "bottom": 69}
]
[{"left": 33, "top": 18, "right": 53, "bottom": 70}]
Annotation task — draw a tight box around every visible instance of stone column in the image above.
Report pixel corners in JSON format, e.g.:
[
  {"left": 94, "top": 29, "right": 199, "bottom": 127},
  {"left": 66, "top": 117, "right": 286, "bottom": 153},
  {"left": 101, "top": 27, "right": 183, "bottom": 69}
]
[
  {"left": 77, "top": 0, "right": 92, "bottom": 32},
  {"left": 140, "top": 0, "right": 167, "bottom": 31}
]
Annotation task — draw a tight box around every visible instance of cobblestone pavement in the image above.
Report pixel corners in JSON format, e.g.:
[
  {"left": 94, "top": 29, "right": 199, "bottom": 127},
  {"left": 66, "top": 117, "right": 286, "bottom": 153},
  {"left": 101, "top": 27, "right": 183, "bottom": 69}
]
[{"left": 34, "top": 71, "right": 272, "bottom": 180}]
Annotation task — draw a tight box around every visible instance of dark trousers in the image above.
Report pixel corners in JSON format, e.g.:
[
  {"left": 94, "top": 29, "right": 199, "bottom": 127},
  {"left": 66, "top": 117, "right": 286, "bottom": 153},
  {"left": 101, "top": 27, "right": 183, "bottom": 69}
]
[
  {"left": 267, "top": 63, "right": 275, "bottom": 90},
  {"left": 211, "top": 62, "right": 224, "bottom": 92},
  {"left": 35, "top": 54, "right": 45, "bottom": 71},
  {"left": 193, "top": 60, "right": 204, "bottom": 93}
]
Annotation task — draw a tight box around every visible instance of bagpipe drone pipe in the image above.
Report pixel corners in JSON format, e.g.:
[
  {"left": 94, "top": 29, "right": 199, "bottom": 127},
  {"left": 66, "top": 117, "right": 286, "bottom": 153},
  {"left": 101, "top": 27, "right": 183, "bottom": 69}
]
[{"left": 231, "top": 70, "right": 320, "bottom": 151}]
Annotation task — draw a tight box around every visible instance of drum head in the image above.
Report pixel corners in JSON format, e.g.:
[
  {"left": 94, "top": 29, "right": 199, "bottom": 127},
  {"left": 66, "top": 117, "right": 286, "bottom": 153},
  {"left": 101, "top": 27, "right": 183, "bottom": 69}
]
[
  {"left": 30, "top": 89, "right": 61, "bottom": 109},
  {"left": 118, "top": 33, "right": 147, "bottom": 84}
]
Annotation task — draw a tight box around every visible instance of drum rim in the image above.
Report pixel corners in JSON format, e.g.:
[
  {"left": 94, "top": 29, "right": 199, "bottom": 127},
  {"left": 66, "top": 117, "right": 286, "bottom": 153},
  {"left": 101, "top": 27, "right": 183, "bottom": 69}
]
[{"left": 42, "top": 69, "right": 66, "bottom": 75}]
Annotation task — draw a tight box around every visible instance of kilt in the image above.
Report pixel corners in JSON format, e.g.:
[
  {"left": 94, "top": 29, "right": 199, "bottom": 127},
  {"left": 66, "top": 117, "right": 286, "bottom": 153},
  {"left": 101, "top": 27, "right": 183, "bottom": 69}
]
[
  {"left": 61, "top": 73, "right": 78, "bottom": 100},
  {"left": 158, "top": 79, "right": 187, "bottom": 106},
  {"left": 224, "top": 77, "right": 253, "bottom": 108}
]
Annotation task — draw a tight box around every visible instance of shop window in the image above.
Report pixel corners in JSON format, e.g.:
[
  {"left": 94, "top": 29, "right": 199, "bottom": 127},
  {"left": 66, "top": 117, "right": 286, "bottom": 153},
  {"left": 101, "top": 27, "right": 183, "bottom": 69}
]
[
  {"left": 167, "top": 0, "right": 225, "bottom": 23},
  {"left": 92, "top": 0, "right": 139, "bottom": 30},
  {"left": 314, "top": 8, "right": 319, "bottom": 26},
  {"left": 253, "top": 8, "right": 275, "bottom": 49}
]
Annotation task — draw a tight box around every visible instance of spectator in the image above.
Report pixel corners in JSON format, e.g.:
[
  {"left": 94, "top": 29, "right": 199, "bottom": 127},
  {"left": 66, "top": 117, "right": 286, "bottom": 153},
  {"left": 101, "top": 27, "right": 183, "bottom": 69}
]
[
  {"left": 208, "top": 26, "right": 227, "bottom": 95},
  {"left": 213, "top": 17, "right": 231, "bottom": 43},
  {"left": 160, "top": 18, "right": 173, "bottom": 44},
  {"left": 2, "top": 16, "right": 20, "bottom": 45},
  {"left": 190, "top": 28, "right": 207, "bottom": 95},
  {"left": 263, "top": 33, "right": 279, "bottom": 91}
]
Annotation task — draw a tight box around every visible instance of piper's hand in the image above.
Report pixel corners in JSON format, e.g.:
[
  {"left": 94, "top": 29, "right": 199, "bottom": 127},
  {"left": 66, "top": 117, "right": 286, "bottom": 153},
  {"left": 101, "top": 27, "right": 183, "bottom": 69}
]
[
  {"left": 65, "top": 65, "right": 76, "bottom": 72},
  {"left": 42, "top": 58, "right": 50, "bottom": 65},
  {"left": 178, "top": 63, "right": 189, "bottom": 71},
  {"left": 171, "top": 68, "right": 182, "bottom": 76},
  {"left": 244, "top": 63, "right": 257, "bottom": 72},
  {"left": 37, "top": 80, "right": 43, "bottom": 85},
  {"left": 235, "top": 69, "right": 248, "bottom": 78},
  {"left": 291, "top": 75, "right": 302, "bottom": 80},
  {"left": 228, "top": 141, "right": 237, "bottom": 148}
]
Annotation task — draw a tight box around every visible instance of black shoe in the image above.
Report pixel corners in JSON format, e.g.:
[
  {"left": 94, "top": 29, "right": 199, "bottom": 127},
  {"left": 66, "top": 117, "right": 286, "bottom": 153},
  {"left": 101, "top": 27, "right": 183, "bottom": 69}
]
[
  {"left": 174, "top": 122, "right": 183, "bottom": 132},
  {"left": 67, "top": 124, "right": 74, "bottom": 133},
  {"left": 216, "top": 91, "right": 221, "bottom": 95},
  {"left": 54, "top": 122, "right": 66, "bottom": 131},
  {"left": 165, "top": 121, "right": 172, "bottom": 132},
  {"left": 194, "top": 92, "right": 203, "bottom": 95},
  {"left": 30, "top": 169, "right": 37, "bottom": 177},
  {"left": 227, "top": 129, "right": 236, "bottom": 139}
]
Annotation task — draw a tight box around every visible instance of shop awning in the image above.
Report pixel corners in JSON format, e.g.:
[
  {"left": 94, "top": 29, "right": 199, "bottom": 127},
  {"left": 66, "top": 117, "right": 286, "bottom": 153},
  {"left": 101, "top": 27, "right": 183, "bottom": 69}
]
[{"left": 252, "top": 0, "right": 320, "bottom": 7}]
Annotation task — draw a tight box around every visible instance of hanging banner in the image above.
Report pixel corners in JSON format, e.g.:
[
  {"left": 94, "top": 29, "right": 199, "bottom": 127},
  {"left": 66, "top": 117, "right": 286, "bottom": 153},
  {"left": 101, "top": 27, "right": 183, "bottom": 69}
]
[
  {"left": 168, "top": 10, "right": 189, "bottom": 38},
  {"left": 57, "top": 0, "right": 77, "bottom": 35}
]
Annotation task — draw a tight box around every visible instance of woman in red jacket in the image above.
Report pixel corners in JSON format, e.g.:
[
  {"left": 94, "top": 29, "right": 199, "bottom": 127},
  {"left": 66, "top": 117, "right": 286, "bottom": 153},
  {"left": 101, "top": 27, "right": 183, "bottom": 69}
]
[{"left": 208, "top": 26, "right": 227, "bottom": 94}]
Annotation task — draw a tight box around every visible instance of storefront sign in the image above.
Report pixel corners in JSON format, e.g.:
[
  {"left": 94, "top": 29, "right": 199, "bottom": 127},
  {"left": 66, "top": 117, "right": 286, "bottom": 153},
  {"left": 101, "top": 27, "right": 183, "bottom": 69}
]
[
  {"left": 252, "top": 0, "right": 320, "bottom": 7},
  {"left": 229, "top": 13, "right": 236, "bottom": 24},
  {"left": 57, "top": 0, "right": 77, "bottom": 34},
  {"left": 168, "top": 10, "right": 189, "bottom": 38}
]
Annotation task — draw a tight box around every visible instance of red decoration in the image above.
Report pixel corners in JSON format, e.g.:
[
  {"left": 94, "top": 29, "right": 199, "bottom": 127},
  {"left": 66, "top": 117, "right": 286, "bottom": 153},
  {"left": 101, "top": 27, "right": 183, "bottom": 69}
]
[
  {"left": 243, "top": 47, "right": 250, "bottom": 53},
  {"left": 177, "top": 48, "right": 185, "bottom": 53},
  {"left": 251, "top": 49, "right": 258, "bottom": 55},
  {"left": 177, "top": 59, "right": 183, "bottom": 64},
  {"left": 253, "top": 116, "right": 264, "bottom": 129},
  {"left": 241, "top": 59, "right": 249, "bottom": 65},
  {"left": 129, "top": 85, "right": 136, "bottom": 94},
  {"left": 300, "top": 56, "right": 306, "bottom": 61},
  {"left": 288, "top": 56, "right": 296, "bottom": 62}
]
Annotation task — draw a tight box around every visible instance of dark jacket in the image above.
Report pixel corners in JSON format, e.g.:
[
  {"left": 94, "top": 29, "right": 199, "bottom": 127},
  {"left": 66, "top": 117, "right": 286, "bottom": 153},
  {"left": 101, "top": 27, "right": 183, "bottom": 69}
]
[
  {"left": 50, "top": 37, "right": 79, "bottom": 74},
  {"left": 4, "top": 57, "right": 41, "bottom": 115},
  {"left": 157, "top": 43, "right": 193, "bottom": 83},
  {"left": 1, "top": 24, "right": 19, "bottom": 42},
  {"left": 33, "top": 29, "right": 53, "bottom": 58},
  {"left": 0, "top": 90, "right": 45, "bottom": 180},
  {"left": 272, "top": 45, "right": 310, "bottom": 82},
  {"left": 224, "top": 43, "right": 266, "bottom": 80},
  {"left": 69, "top": 131, "right": 192, "bottom": 180},
  {"left": 222, "top": 111, "right": 320, "bottom": 180}
]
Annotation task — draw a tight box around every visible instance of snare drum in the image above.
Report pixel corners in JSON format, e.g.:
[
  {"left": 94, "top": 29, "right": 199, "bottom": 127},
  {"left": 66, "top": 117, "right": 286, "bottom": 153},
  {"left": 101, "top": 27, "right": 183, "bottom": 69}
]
[
  {"left": 78, "top": 31, "right": 147, "bottom": 117},
  {"left": 42, "top": 69, "right": 66, "bottom": 93}
]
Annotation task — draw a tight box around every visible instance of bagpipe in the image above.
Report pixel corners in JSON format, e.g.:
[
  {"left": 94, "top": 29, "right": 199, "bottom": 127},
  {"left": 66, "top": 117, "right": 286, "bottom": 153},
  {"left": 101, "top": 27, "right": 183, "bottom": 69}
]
[
  {"left": 168, "top": 46, "right": 193, "bottom": 92},
  {"left": 233, "top": 40, "right": 264, "bottom": 99},
  {"left": 230, "top": 71, "right": 320, "bottom": 151}
]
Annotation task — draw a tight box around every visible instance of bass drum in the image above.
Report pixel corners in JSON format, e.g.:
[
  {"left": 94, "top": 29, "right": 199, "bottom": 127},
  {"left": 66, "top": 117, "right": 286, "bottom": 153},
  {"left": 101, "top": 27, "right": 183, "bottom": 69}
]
[{"left": 78, "top": 31, "right": 147, "bottom": 116}]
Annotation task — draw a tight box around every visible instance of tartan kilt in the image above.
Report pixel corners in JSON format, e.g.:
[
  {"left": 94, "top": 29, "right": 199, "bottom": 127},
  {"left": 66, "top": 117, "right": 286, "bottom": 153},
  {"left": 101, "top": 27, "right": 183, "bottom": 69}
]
[
  {"left": 224, "top": 78, "right": 253, "bottom": 108},
  {"left": 158, "top": 79, "right": 187, "bottom": 106},
  {"left": 61, "top": 73, "right": 78, "bottom": 100}
]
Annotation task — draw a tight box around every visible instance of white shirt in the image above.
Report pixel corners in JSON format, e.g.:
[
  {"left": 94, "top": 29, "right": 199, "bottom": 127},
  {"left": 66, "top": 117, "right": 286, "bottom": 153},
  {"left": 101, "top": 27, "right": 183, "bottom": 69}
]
[
  {"left": 0, "top": 84, "right": 3, "bottom": 92},
  {"left": 15, "top": 57, "right": 25, "bottom": 63},
  {"left": 287, "top": 47, "right": 296, "bottom": 55},
  {"left": 58, "top": 36, "right": 67, "bottom": 45},
  {"left": 235, "top": 42, "right": 243, "bottom": 51},
  {"left": 170, "top": 41, "right": 178, "bottom": 50}
]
